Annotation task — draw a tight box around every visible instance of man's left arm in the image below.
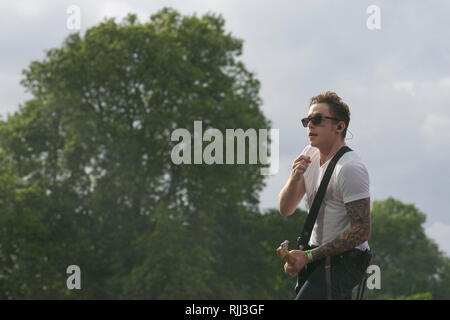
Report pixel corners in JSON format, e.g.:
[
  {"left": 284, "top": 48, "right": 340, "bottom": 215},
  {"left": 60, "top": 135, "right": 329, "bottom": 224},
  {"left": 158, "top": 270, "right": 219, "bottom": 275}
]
[{"left": 311, "top": 197, "right": 371, "bottom": 261}]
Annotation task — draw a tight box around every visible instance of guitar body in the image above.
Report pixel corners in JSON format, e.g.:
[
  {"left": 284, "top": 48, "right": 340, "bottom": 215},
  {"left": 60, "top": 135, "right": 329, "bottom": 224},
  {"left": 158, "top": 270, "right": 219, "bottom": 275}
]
[{"left": 295, "top": 255, "right": 318, "bottom": 294}]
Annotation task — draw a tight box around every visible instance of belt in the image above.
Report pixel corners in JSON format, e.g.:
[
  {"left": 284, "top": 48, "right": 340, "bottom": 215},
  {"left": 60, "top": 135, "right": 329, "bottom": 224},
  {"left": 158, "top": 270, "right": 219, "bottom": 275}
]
[{"left": 308, "top": 246, "right": 368, "bottom": 259}]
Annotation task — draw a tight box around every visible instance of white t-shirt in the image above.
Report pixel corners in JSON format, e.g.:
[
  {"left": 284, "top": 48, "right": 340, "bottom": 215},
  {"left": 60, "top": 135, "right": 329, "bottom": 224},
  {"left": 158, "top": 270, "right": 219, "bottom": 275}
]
[{"left": 300, "top": 144, "right": 370, "bottom": 251}]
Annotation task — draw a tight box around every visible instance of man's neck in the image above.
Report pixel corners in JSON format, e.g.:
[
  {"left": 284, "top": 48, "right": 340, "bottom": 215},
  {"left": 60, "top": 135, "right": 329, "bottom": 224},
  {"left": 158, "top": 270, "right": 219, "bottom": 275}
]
[{"left": 319, "top": 140, "right": 346, "bottom": 167}]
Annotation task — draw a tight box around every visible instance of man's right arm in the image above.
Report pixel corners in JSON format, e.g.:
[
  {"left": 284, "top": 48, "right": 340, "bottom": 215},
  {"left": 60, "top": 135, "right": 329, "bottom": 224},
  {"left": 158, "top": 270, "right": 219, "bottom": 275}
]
[{"left": 278, "top": 155, "right": 311, "bottom": 216}]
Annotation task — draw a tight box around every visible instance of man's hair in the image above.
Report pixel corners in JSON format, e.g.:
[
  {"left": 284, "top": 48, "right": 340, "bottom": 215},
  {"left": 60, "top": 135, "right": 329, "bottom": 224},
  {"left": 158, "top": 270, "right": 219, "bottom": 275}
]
[{"left": 309, "top": 91, "right": 350, "bottom": 139}]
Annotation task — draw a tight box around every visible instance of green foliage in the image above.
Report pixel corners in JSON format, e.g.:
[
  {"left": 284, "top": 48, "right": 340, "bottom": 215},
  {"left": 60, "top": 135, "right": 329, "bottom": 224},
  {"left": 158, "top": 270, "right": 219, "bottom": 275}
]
[
  {"left": 0, "top": 8, "right": 270, "bottom": 299},
  {"left": 364, "top": 197, "right": 449, "bottom": 300},
  {"left": 391, "top": 292, "right": 433, "bottom": 300}
]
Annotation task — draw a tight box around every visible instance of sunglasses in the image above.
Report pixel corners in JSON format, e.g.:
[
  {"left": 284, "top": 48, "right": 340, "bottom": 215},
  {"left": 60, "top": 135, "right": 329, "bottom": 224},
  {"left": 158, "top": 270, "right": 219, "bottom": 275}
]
[{"left": 301, "top": 115, "right": 342, "bottom": 128}]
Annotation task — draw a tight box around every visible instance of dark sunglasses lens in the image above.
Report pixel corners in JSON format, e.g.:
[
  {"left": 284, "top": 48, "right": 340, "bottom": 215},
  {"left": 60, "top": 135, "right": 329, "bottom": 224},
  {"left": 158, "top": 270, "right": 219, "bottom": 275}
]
[
  {"left": 311, "top": 116, "right": 322, "bottom": 125},
  {"left": 301, "top": 118, "right": 309, "bottom": 127},
  {"left": 302, "top": 116, "right": 324, "bottom": 127}
]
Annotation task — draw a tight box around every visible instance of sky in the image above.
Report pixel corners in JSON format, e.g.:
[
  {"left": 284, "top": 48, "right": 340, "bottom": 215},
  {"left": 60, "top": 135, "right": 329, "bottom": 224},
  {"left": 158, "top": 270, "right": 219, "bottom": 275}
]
[{"left": 1, "top": 0, "right": 449, "bottom": 256}]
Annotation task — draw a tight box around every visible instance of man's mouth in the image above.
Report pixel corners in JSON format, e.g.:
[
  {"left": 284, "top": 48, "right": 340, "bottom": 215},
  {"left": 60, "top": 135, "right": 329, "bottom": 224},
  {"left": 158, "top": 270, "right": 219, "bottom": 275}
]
[{"left": 309, "top": 133, "right": 318, "bottom": 137}]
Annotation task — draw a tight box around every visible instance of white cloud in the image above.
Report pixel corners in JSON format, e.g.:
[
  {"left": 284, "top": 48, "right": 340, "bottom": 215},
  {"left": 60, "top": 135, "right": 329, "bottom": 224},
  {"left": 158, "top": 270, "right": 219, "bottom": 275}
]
[
  {"left": 438, "top": 77, "right": 450, "bottom": 89},
  {"left": 393, "top": 80, "right": 416, "bottom": 97},
  {"left": 419, "top": 113, "right": 450, "bottom": 143},
  {"left": 95, "top": 1, "right": 154, "bottom": 23},
  {"left": 425, "top": 221, "right": 450, "bottom": 257},
  {"left": 97, "top": 1, "right": 134, "bottom": 21},
  {"left": 15, "top": 0, "right": 47, "bottom": 17}
]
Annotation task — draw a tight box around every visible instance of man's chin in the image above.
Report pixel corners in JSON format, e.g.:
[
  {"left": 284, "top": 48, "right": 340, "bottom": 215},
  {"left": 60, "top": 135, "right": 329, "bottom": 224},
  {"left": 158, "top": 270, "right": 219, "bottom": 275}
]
[{"left": 309, "top": 140, "right": 319, "bottom": 148}]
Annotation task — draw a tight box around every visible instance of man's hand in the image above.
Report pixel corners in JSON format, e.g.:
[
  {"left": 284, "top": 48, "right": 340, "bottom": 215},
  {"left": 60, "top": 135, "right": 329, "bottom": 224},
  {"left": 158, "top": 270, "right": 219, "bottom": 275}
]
[
  {"left": 278, "top": 155, "right": 311, "bottom": 216},
  {"left": 291, "top": 155, "right": 312, "bottom": 180},
  {"left": 283, "top": 250, "right": 309, "bottom": 277}
]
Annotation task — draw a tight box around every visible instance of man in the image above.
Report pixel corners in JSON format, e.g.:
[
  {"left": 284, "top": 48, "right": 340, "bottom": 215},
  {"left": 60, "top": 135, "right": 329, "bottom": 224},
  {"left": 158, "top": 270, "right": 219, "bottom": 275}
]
[{"left": 278, "top": 91, "right": 371, "bottom": 300}]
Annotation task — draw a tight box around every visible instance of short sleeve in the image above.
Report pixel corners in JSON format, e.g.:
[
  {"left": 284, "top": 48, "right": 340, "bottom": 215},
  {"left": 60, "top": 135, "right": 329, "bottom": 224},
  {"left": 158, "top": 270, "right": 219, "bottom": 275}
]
[{"left": 337, "top": 161, "right": 370, "bottom": 204}]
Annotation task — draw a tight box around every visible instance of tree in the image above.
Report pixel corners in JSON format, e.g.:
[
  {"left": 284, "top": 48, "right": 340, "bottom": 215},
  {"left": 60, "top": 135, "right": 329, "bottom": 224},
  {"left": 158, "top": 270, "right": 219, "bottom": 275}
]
[
  {"left": 391, "top": 292, "right": 433, "bottom": 300},
  {"left": 0, "top": 8, "right": 270, "bottom": 299},
  {"left": 365, "top": 197, "right": 449, "bottom": 299}
]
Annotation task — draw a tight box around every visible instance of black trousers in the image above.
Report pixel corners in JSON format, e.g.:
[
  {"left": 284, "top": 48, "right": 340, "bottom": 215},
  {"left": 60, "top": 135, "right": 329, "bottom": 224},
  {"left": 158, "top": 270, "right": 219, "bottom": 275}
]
[{"left": 295, "top": 250, "right": 368, "bottom": 300}]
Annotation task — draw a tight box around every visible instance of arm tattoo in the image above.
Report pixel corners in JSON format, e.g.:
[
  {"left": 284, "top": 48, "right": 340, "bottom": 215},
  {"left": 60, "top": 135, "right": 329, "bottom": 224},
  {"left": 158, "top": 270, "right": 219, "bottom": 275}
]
[{"left": 311, "top": 197, "right": 371, "bottom": 261}]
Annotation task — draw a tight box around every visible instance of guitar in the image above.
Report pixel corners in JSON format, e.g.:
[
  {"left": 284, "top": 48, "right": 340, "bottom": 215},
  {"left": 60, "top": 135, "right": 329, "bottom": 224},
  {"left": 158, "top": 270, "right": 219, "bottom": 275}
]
[{"left": 276, "top": 240, "right": 318, "bottom": 294}]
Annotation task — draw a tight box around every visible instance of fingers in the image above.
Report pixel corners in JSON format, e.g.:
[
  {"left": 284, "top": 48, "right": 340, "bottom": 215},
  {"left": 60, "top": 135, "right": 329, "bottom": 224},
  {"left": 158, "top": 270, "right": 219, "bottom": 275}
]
[
  {"left": 292, "top": 162, "right": 307, "bottom": 173},
  {"left": 292, "top": 156, "right": 311, "bottom": 176},
  {"left": 284, "top": 262, "right": 297, "bottom": 277},
  {"left": 294, "top": 154, "right": 312, "bottom": 164}
]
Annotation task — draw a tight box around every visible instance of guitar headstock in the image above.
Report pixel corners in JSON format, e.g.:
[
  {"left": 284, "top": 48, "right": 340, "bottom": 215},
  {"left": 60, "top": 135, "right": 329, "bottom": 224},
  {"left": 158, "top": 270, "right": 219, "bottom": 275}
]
[{"left": 276, "top": 240, "right": 289, "bottom": 260}]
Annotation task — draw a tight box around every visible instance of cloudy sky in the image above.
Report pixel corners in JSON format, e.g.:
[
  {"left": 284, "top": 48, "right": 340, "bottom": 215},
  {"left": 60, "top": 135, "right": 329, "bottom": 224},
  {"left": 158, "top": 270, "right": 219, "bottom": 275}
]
[{"left": 1, "top": 0, "right": 449, "bottom": 256}]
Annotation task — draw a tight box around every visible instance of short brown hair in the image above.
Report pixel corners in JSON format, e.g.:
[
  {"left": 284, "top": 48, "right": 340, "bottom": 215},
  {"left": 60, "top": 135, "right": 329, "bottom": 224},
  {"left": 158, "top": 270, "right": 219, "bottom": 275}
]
[{"left": 309, "top": 91, "right": 350, "bottom": 138}]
